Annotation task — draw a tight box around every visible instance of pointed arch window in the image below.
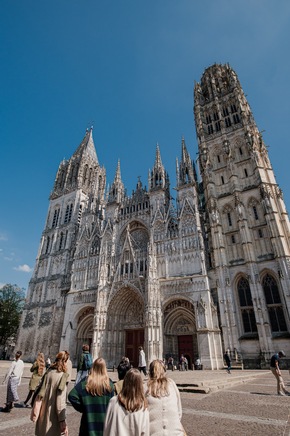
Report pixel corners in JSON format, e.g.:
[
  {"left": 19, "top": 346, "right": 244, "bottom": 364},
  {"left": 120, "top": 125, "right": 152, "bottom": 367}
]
[
  {"left": 262, "top": 274, "right": 287, "bottom": 332},
  {"left": 59, "top": 232, "right": 64, "bottom": 250},
  {"left": 238, "top": 277, "right": 257, "bottom": 333},
  {"left": 45, "top": 236, "right": 50, "bottom": 254},
  {"left": 64, "top": 203, "right": 73, "bottom": 223},
  {"left": 52, "top": 208, "right": 60, "bottom": 228}
]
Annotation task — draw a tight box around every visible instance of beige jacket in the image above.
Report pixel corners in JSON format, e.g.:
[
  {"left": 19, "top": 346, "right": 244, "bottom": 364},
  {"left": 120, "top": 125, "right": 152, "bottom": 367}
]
[{"left": 35, "top": 369, "right": 66, "bottom": 436}]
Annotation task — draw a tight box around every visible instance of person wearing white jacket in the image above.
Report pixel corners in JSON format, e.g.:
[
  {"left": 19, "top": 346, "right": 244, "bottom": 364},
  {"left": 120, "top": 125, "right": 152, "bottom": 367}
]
[{"left": 2, "top": 350, "right": 24, "bottom": 412}]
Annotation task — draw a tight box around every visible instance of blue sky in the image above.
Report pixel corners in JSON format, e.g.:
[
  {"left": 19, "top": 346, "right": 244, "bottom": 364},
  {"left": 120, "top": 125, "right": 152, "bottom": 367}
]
[{"left": 1, "top": 0, "right": 290, "bottom": 291}]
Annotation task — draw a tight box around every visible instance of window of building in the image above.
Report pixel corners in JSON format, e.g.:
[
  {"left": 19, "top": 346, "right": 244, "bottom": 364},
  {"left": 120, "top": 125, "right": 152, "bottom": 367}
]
[
  {"left": 253, "top": 205, "right": 259, "bottom": 220},
  {"left": 225, "top": 117, "right": 232, "bottom": 127},
  {"left": 45, "top": 236, "right": 50, "bottom": 255},
  {"left": 258, "top": 229, "right": 263, "bottom": 238},
  {"left": 233, "top": 113, "right": 240, "bottom": 124},
  {"left": 227, "top": 212, "right": 232, "bottom": 227},
  {"left": 64, "top": 203, "right": 73, "bottom": 223},
  {"left": 221, "top": 175, "right": 225, "bottom": 184},
  {"left": 59, "top": 232, "right": 64, "bottom": 250},
  {"left": 223, "top": 107, "right": 229, "bottom": 117},
  {"left": 215, "top": 121, "right": 221, "bottom": 132},
  {"left": 231, "top": 234, "right": 236, "bottom": 244},
  {"left": 52, "top": 208, "right": 60, "bottom": 228},
  {"left": 206, "top": 114, "right": 212, "bottom": 124},
  {"left": 239, "top": 147, "right": 243, "bottom": 155},
  {"left": 238, "top": 277, "right": 257, "bottom": 333},
  {"left": 208, "top": 125, "right": 213, "bottom": 134},
  {"left": 78, "top": 205, "right": 82, "bottom": 224},
  {"left": 262, "top": 274, "right": 287, "bottom": 332},
  {"left": 244, "top": 168, "right": 248, "bottom": 177},
  {"left": 231, "top": 104, "right": 237, "bottom": 113},
  {"left": 217, "top": 155, "right": 220, "bottom": 163}
]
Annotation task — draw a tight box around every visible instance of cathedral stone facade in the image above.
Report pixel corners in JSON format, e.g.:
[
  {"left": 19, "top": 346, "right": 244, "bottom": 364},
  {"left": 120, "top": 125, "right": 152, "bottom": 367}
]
[{"left": 16, "top": 64, "right": 290, "bottom": 369}]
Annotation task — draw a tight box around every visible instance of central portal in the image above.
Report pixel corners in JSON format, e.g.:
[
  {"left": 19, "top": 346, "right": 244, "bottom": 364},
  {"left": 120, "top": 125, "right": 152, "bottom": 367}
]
[{"left": 125, "top": 329, "right": 144, "bottom": 367}]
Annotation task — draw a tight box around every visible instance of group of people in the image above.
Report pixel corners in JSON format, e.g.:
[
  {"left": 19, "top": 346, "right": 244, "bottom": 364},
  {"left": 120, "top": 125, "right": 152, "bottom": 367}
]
[{"left": 1, "top": 345, "right": 185, "bottom": 435}]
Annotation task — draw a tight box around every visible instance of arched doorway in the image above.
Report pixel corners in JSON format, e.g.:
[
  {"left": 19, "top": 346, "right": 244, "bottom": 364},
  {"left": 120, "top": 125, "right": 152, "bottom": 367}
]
[
  {"left": 163, "top": 299, "right": 197, "bottom": 369},
  {"left": 105, "top": 286, "right": 145, "bottom": 367},
  {"left": 75, "top": 307, "right": 94, "bottom": 362}
]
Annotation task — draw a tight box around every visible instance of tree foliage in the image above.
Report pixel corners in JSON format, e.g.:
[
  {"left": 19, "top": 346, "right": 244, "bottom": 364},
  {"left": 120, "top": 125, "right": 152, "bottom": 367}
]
[{"left": 0, "top": 284, "right": 25, "bottom": 346}]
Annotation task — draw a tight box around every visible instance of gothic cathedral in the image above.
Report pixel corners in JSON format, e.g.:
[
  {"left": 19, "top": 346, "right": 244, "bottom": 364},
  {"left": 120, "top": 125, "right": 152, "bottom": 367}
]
[{"left": 16, "top": 64, "right": 290, "bottom": 369}]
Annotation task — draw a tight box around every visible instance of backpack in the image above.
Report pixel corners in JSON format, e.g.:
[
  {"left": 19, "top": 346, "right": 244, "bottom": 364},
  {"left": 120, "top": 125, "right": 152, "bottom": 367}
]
[{"left": 82, "top": 353, "right": 93, "bottom": 371}]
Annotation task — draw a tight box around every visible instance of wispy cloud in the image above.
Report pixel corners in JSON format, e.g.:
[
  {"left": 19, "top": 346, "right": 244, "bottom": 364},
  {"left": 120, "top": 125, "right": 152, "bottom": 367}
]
[
  {"left": 4, "top": 257, "right": 13, "bottom": 261},
  {"left": 13, "top": 264, "right": 33, "bottom": 273},
  {"left": 0, "top": 234, "right": 8, "bottom": 241}
]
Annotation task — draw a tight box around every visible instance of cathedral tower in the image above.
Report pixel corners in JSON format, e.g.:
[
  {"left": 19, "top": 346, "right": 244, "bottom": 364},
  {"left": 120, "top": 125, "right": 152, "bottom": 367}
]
[{"left": 194, "top": 64, "right": 290, "bottom": 362}]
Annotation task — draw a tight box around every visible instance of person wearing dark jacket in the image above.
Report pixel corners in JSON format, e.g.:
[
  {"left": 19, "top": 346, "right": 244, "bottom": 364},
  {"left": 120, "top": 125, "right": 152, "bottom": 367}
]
[
  {"left": 270, "top": 350, "right": 289, "bottom": 396},
  {"left": 75, "top": 344, "right": 93, "bottom": 385}
]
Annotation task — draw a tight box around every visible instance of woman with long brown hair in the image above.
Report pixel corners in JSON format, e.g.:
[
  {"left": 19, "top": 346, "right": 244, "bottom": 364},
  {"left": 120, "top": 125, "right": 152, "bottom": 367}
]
[
  {"left": 23, "top": 352, "right": 45, "bottom": 408},
  {"left": 35, "top": 351, "right": 68, "bottom": 436},
  {"left": 104, "top": 368, "right": 149, "bottom": 436},
  {"left": 146, "top": 359, "right": 184, "bottom": 435},
  {"left": 68, "top": 357, "right": 114, "bottom": 435}
]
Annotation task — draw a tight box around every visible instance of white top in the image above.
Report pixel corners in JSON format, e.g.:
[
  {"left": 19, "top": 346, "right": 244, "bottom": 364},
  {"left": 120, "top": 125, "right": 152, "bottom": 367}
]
[
  {"left": 4, "top": 359, "right": 24, "bottom": 383},
  {"left": 139, "top": 350, "right": 146, "bottom": 367},
  {"left": 104, "top": 395, "right": 150, "bottom": 436}
]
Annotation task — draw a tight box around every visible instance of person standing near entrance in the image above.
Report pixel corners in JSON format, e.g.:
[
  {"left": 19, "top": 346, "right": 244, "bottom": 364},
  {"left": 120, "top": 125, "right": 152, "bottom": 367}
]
[
  {"left": 138, "top": 346, "right": 147, "bottom": 376},
  {"left": 270, "top": 350, "right": 289, "bottom": 396},
  {"left": 224, "top": 351, "right": 232, "bottom": 374},
  {"left": 75, "top": 344, "right": 93, "bottom": 385},
  {"left": 2, "top": 350, "right": 24, "bottom": 412}
]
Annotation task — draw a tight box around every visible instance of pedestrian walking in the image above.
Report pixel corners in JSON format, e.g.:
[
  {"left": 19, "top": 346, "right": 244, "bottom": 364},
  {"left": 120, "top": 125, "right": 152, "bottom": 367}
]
[
  {"left": 104, "top": 368, "right": 149, "bottom": 436},
  {"left": 145, "top": 359, "right": 184, "bottom": 435},
  {"left": 75, "top": 343, "right": 93, "bottom": 385},
  {"left": 23, "top": 352, "right": 45, "bottom": 407},
  {"left": 68, "top": 357, "right": 114, "bottom": 435},
  {"left": 138, "top": 346, "right": 147, "bottom": 376},
  {"left": 64, "top": 350, "right": 72, "bottom": 403},
  {"left": 34, "top": 350, "right": 68, "bottom": 436},
  {"left": 224, "top": 351, "right": 232, "bottom": 374},
  {"left": 1, "top": 350, "right": 24, "bottom": 412},
  {"left": 168, "top": 356, "right": 174, "bottom": 371},
  {"left": 270, "top": 350, "right": 289, "bottom": 396}
]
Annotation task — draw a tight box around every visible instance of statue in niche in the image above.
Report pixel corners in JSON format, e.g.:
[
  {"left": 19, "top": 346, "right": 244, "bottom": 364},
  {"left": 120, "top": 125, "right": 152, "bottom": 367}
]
[
  {"left": 211, "top": 209, "right": 219, "bottom": 224},
  {"left": 197, "top": 297, "right": 206, "bottom": 328}
]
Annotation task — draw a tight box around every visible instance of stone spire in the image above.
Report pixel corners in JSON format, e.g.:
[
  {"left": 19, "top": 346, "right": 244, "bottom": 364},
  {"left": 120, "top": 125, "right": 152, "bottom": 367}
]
[
  {"left": 177, "top": 137, "right": 196, "bottom": 187},
  {"left": 149, "top": 144, "right": 168, "bottom": 191},
  {"left": 108, "top": 159, "right": 125, "bottom": 204}
]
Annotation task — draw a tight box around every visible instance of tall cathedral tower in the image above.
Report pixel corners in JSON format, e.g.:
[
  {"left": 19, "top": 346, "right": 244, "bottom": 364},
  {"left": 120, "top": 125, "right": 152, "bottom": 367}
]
[{"left": 194, "top": 64, "right": 290, "bottom": 362}]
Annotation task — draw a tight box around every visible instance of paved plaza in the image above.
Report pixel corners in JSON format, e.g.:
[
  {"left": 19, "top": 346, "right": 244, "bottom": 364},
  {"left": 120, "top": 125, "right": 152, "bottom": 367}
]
[{"left": 1, "top": 362, "right": 290, "bottom": 435}]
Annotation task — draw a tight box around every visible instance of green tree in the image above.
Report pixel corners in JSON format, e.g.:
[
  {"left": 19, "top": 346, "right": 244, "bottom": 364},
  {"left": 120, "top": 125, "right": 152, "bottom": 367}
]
[{"left": 0, "top": 284, "right": 25, "bottom": 347}]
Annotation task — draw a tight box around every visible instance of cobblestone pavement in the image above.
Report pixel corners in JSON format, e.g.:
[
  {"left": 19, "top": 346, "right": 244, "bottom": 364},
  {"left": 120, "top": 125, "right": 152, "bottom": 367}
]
[{"left": 1, "top": 362, "right": 290, "bottom": 435}]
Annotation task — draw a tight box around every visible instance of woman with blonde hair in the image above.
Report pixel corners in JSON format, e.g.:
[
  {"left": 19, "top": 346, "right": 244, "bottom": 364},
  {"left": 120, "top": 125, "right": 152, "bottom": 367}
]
[
  {"left": 23, "top": 352, "right": 45, "bottom": 408},
  {"left": 69, "top": 357, "right": 114, "bottom": 435},
  {"left": 146, "top": 359, "right": 184, "bottom": 435},
  {"left": 104, "top": 368, "right": 149, "bottom": 436},
  {"left": 35, "top": 351, "right": 68, "bottom": 436}
]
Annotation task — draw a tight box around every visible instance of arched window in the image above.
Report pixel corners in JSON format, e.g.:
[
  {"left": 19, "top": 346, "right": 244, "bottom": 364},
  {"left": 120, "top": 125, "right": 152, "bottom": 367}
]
[
  {"left": 45, "top": 236, "right": 50, "bottom": 255},
  {"left": 59, "top": 232, "right": 64, "bottom": 250},
  {"left": 238, "top": 277, "right": 257, "bottom": 333},
  {"left": 64, "top": 203, "right": 73, "bottom": 224},
  {"left": 262, "top": 274, "right": 287, "bottom": 332},
  {"left": 52, "top": 208, "right": 60, "bottom": 228}
]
